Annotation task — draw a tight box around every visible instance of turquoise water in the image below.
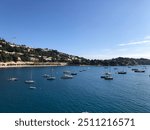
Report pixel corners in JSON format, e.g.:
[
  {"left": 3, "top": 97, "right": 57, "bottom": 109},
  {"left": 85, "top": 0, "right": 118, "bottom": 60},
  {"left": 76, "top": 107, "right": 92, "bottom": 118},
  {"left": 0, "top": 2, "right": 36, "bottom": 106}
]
[{"left": 0, "top": 66, "right": 150, "bottom": 113}]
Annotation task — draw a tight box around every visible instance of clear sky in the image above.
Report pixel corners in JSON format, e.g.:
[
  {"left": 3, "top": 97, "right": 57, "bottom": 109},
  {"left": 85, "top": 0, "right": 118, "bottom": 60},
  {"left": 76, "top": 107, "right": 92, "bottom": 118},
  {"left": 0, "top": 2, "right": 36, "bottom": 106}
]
[{"left": 0, "top": 0, "right": 150, "bottom": 59}]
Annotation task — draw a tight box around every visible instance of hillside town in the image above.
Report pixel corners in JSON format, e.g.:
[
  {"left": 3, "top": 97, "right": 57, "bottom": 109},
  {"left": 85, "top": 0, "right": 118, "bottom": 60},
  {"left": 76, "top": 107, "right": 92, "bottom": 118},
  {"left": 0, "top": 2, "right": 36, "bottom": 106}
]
[{"left": 1, "top": 38, "right": 150, "bottom": 67}]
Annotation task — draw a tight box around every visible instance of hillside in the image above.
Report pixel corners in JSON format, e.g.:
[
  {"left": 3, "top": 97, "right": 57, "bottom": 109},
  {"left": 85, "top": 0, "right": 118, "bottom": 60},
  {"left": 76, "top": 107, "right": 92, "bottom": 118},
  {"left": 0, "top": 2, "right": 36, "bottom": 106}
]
[
  {"left": 0, "top": 38, "right": 88, "bottom": 65},
  {"left": 1, "top": 38, "right": 150, "bottom": 66}
]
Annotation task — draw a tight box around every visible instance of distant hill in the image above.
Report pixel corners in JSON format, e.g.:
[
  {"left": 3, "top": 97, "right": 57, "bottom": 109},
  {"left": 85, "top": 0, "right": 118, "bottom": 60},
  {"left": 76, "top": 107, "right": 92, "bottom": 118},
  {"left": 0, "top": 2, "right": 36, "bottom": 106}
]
[{"left": 1, "top": 38, "right": 150, "bottom": 66}]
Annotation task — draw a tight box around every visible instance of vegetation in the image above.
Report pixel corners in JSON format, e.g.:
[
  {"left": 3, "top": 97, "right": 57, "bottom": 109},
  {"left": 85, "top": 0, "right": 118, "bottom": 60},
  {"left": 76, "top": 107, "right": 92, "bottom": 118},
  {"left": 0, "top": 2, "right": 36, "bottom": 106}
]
[{"left": 1, "top": 38, "right": 150, "bottom": 66}]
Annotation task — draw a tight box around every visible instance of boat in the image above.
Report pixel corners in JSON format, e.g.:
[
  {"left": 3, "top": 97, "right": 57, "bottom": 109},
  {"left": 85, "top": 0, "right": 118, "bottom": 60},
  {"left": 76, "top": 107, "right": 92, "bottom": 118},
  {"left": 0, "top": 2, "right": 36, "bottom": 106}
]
[
  {"left": 132, "top": 68, "right": 138, "bottom": 71},
  {"left": 101, "top": 72, "right": 111, "bottom": 78},
  {"left": 47, "top": 67, "right": 56, "bottom": 80},
  {"left": 25, "top": 71, "right": 35, "bottom": 84},
  {"left": 104, "top": 75, "right": 113, "bottom": 80},
  {"left": 63, "top": 71, "right": 71, "bottom": 74},
  {"left": 8, "top": 77, "right": 18, "bottom": 81},
  {"left": 134, "top": 70, "right": 145, "bottom": 73},
  {"left": 118, "top": 71, "right": 127, "bottom": 74},
  {"left": 47, "top": 76, "right": 56, "bottom": 80},
  {"left": 42, "top": 74, "right": 49, "bottom": 78},
  {"left": 61, "top": 74, "right": 73, "bottom": 79},
  {"left": 29, "top": 86, "right": 36, "bottom": 89},
  {"left": 25, "top": 80, "right": 35, "bottom": 84},
  {"left": 79, "top": 69, "right": 86, "bottom": 72},
  {"left": 118, "top": 66, "right": 127, "bottom": 74},
  {"left": 101, "top": 66, "right": 113, "bottom": 80},
  {"left": 71, "top": 72, "right": 77, "bottom": 75}
]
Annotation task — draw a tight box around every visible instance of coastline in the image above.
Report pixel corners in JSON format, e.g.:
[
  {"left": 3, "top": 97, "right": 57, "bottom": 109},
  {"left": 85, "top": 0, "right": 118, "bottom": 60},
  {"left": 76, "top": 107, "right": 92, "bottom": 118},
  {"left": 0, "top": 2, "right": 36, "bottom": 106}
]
[{"left": 0, "top": 61, "right": 68, "bottom": 68}]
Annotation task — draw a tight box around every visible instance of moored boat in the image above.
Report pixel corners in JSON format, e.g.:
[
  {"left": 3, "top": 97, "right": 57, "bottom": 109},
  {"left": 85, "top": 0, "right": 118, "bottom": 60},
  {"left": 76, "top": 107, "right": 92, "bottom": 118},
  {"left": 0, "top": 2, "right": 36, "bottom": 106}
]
[
  {"left": 8, "top": 77, "right": 18, "bottom": 81},
  {"left": 118, "top": 71, "right": 127, "bottom": 74},
  {"left": 25, "top": 80, "right": 35, "bottom": 84},
  {"left": 61, "top": 74, "right": 73, "bottom": 79},
  {"left": 104, "top": 75, "right": 113, "bottom": 80},
  {"left": 134, "top": 70, "right": 145, "bottom": 73}
]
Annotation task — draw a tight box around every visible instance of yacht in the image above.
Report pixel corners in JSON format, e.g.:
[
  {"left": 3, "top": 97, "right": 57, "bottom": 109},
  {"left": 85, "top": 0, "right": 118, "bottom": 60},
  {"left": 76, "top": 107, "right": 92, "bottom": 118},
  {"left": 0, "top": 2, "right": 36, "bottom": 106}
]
[
  {"left": 25, "top": 71, "right": 35, "bottom": 84},
  {"left": 118, "top": 66, "right": 127, "bottom": 74},
  {"left": 42, "top": 74, "right": 49, "bottom": 78},
  {"left": 101, "top": 72, "right": 111, "bottom": 78},
  {"left": 25, "top": 80, "right": 35, "bottom": 84},
  {"left": 8, "top": 77, "right": 18, "bottom": 81},
  {"left": 104, "top": 75, "right": 113, "bottom": 80},
  {"left": 101, "top": 66, "right": 113, "bottom": 80},
  {"left": 61, "top": 74, "right": 73, "bottom": 79},
  {"left": 47, "top": 67, "right": 56, "bottom": 80},
  {"left": 47, "top": 76, "right": 56, "bottom": 80}
]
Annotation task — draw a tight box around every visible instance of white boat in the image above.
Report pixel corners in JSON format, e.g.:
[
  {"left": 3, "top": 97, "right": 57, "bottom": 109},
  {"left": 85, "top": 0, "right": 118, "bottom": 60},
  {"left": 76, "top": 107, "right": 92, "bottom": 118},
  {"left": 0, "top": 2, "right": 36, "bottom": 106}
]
[
  {"left": 25, "top": 71, "right": 35, "bottom": 84},
  {"left": 47, "top": 76, "right": 56, "bottom": 80},
  {"left": 47, "top": 67, "right": 56, "bottom": 80},
  {"left": 61, "top": 74, "right": 73, "bottom": 79},
  {"left": 42, "top": 74, "right": 49, "bottom": 78},
  {"left": 79, "top": 69, "right": 86, "bottom": 72},
  {"left": 101, "top": 72, "right": 111, "bottom": 78},
  {"left": 101, "top": 67, "right": 112, "bottom": 79},
  {"left": 8, "top": 77, "right": 18, "bottom": 81},
  {"left": 29, "top": 86, "right": 36, "bottom": 89},
  {"left": 25, "top": 80, "right": 35, "bottom": 84},
  {"left": 101, "top": 67, "right": 113, "bottom": 80},
  {"left": 104, "top": 75, "right": 113, "bottom": 80}
]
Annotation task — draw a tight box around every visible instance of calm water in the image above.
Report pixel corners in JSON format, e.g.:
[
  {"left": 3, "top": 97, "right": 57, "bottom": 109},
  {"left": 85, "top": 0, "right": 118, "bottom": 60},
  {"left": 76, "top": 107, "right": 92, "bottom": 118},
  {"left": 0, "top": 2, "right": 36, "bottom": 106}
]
[{"left": 0, "top": 66, "right": 150, "bottom": 113}]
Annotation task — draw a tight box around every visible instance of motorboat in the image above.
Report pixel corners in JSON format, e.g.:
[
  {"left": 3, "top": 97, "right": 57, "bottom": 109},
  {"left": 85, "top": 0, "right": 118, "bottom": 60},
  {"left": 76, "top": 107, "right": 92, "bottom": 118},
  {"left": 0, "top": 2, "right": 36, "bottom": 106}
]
[
  {"left": 61, "top": 74, "right": 73, "bottom": 79},
  {"left": 47, "top": 76, "right": 56, "bottom": 80},
  {"left": 104, "top": 75, "right": 113, "bottom": 80},
  {"left": 42, "top": 74, "right": 49, "bottom": 78},
  {"left": 8, "top": 77, "right": 18, "bottom": 81},
  {"left": 25, "top": 80, "right": 35, "bottom": 84}
]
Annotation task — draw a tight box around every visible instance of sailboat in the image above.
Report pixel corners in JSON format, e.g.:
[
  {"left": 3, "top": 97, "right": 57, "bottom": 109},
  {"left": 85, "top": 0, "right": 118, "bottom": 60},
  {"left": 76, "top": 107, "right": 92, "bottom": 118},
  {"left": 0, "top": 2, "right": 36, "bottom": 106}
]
[
  {"left": 101, "top": 66, "right": 112, "bottom": 79},
  {"left": 118, "top": 66, "right": 127, "bottom": 74},
  {"left": 47, "top": 67, "right": 56, "bottom": 80},
  {"left": 102, "top": 66, "right": 113, "bottom": 80},
  {"left": 61, "top": 74, "right": 73, "bottom": 79},
  {"left": 25, "top": 70, "right": 35, "bottom": 84}
]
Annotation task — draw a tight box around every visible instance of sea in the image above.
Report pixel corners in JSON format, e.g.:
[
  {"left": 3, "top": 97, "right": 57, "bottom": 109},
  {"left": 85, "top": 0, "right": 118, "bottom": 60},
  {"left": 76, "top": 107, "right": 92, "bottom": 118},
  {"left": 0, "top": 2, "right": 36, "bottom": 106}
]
[{"left": 0, "top": 65, "right": 150, "bottom": 113}]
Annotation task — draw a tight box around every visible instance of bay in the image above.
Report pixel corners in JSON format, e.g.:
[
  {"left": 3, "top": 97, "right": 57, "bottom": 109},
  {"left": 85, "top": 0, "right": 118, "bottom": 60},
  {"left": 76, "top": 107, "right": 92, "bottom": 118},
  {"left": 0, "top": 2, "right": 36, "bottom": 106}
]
[{"left": 0, "top": 66, "right": 150, "bottom": 113}]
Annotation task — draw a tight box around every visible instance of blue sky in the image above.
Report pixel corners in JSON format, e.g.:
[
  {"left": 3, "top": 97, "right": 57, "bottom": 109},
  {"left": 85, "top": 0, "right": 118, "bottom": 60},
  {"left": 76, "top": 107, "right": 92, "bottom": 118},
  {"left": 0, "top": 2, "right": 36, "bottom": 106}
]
[{"left": 0, "top": 0, "right": 150, "bottom": 59}]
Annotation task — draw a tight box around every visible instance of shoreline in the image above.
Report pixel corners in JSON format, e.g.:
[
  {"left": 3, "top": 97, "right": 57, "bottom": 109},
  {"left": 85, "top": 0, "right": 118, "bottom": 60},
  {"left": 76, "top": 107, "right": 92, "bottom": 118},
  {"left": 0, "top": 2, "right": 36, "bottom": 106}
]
[{"left": 0, "top": 62, "right": 68, "bottom": 68}]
